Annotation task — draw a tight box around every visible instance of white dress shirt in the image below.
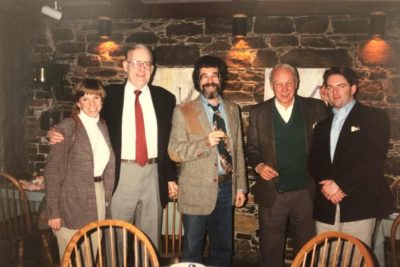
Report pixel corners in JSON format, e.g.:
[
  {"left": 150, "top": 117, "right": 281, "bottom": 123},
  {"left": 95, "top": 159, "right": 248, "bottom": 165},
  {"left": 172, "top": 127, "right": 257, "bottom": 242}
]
[
  {"left": 274, "top": 98, "right": 294, "bottom": 123},
  {"left": 121, "top": 81, "right": 158, "bottom": 160}
]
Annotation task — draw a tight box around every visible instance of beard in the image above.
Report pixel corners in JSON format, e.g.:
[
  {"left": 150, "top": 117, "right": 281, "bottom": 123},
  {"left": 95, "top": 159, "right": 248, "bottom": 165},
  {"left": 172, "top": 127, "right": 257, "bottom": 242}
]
[{"left": 201, "top": 82, "right": 221, "bottom": 99}]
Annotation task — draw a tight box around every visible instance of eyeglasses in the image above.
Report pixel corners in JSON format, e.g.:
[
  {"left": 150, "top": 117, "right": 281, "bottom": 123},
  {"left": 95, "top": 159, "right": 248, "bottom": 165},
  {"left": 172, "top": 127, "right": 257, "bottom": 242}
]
[
  {"left": 126, "top": 60, "right": 153, "bottom": 70},
  {"left": 199, "top": 73, "right": 220, "bottom": 82}
]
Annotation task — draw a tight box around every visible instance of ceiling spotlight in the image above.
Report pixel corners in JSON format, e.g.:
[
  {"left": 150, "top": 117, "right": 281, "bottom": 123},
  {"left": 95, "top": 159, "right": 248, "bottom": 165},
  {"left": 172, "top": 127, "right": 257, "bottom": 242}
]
[{"left": 41, "top": 1, "right": 62, "bottom": 20}]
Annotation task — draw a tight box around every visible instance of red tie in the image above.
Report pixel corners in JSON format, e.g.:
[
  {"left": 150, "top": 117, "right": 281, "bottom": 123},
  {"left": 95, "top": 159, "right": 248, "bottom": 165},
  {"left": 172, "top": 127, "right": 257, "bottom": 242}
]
[{"left": 134, "top": 90, "right": 148, "bottom": 166}]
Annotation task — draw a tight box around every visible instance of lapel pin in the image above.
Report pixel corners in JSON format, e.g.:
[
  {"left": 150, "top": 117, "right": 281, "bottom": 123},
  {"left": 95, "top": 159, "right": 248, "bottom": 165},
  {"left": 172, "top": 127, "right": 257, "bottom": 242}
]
[{"left": 312, "top": 122, "right": 317, "bottom": 129}]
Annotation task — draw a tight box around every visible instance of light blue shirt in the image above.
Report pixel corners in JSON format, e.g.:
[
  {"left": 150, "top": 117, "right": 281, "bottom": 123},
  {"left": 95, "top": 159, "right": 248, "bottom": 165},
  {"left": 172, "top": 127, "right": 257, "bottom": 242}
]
[
  {"left": 330, "top": 99, "right": 356, "bottom": 161},
  {"left": 201, "top": 95, "right": 230, "bottom": 175}
]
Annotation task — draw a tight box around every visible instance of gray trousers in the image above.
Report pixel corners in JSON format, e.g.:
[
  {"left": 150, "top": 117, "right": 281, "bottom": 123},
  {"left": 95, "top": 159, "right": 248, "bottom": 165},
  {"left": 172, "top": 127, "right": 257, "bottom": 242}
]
[
  {"left": 258, "top": 188, "right": 315, "bottom": 267},
  {"left": 110, "top": 162, "right": 162, "bottom": 254}
]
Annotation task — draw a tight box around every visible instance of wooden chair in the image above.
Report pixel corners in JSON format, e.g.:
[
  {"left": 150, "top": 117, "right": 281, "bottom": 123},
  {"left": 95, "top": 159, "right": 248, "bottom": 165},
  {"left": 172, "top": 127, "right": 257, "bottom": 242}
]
[
  {"left": 390, "top": 179, "right": 400, "bottom": 211},
  {"left": 291, "top": 231, "right": 374, "bottom": 267},
  {"left": 390, "top": 214, "right": 400, "bottom": 267},
  {"left": 0, "top": 171, "right": 53, "bottom": 267},
  {"left": 160, "top": 198, "right": 183, "bottom": 264},
  {"left": 61, "top": 219, "right": 159, "bottom": 267}
]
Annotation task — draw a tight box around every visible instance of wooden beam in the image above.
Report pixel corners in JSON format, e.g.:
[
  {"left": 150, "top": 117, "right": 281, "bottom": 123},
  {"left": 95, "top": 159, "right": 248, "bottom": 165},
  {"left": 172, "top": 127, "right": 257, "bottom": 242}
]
[
  {"left": 110, "top": 1, "right": 400, "bottom": 19},
  {"left": 47, "top": 0, "right": 400, "bottom": 20}
]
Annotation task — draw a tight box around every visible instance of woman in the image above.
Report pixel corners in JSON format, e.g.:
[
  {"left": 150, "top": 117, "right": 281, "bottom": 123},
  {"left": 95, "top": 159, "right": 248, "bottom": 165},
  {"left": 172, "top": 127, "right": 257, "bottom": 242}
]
[{"left": 45, "top": 78, "right": 115, "bottom": 259}]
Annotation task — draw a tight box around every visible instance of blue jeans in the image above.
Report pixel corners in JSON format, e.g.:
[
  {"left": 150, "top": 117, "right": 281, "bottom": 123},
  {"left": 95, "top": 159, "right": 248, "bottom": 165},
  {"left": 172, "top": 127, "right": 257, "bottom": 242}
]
[{"left": 182, "top": 179, "right": 233, "bottom": 267}]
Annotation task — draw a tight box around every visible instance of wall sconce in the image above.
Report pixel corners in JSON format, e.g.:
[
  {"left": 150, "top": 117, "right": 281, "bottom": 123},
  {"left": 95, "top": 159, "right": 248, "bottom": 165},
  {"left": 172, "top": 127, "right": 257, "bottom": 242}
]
[
  {"left": 370, "top": 11, "right": 385, "bottom": 38},
  {"left": 233, "top": 14, "right": 247, "bottom": 39},
  {"left": 98, "top": 17, "right": 112, "bottom": 40}
]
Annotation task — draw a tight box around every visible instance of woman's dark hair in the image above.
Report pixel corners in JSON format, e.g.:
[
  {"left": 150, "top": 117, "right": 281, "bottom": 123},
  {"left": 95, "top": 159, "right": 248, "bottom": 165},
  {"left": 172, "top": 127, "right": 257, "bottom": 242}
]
[
  {"left": 323, "top": 67, "right": 358, "bottom": 87},
  {"left": 72, "top": 78, "right": 106, "bottom": 114},
  {"left": 192, "top": 55, "right": 228, "bottom": 92}
]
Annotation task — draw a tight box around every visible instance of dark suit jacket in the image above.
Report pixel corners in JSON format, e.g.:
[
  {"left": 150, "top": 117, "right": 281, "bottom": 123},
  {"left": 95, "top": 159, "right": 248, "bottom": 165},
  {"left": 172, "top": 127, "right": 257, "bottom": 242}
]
[
  {"left": 309, "top": 102, "right": 394, "bottom": 224},
  {"left": 101, "top": 82, "right": 177, "bottom": 208},
  {"left": 45, "top": 115, "right": 116, "bottom": 229},
  {"left": 247, "top": 96, "right": 327, "bottom": 208}
]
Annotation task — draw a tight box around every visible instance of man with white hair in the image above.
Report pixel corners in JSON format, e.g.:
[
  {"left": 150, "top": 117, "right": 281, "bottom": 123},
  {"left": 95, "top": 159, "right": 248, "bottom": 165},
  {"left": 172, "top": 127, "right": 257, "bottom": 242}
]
[{"left": 247, "top": 63, "right": 327, "bottom": 266}]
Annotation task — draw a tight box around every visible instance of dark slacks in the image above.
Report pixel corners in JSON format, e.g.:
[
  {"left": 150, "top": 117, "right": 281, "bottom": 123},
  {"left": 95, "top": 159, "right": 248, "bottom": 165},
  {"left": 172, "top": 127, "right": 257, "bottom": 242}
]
[
  {"left": 258, "top": 188, "right": 315, "bottom": 267},
  {"left": 182, "top": 179, "right": 233, "bottom": 267}
]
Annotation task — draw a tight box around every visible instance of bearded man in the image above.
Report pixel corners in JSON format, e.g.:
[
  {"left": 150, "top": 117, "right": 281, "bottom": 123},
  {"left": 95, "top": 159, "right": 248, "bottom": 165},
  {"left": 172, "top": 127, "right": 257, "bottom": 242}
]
[{"left": 168, "top": 55, "right": 247, "bottom": 267}]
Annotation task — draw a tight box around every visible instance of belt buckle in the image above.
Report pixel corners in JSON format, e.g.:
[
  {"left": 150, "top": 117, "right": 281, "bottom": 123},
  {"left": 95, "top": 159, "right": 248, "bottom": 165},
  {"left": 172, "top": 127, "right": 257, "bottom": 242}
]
[
  {"left": 218, "top": 174, "right": 231, "bottom": 183},
  {"left": 121, "top": 158, "right": 157, "bottom": 164}
]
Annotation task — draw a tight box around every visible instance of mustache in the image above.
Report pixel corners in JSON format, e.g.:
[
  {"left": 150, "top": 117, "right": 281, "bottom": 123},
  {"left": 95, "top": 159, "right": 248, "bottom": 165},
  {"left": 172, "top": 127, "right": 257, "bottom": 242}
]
[{"left": 202, "top": 82, "right": 219, "bottom": 88}]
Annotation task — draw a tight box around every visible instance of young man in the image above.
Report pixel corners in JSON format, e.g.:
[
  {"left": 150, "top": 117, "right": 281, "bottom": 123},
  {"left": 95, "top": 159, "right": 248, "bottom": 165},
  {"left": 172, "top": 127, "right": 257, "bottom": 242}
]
[
  {"left": 168, "top": 55, "right": 247, "bottom": 266},
  {"left": 309, "top": 66, "right": 394, "bottom": 246}
]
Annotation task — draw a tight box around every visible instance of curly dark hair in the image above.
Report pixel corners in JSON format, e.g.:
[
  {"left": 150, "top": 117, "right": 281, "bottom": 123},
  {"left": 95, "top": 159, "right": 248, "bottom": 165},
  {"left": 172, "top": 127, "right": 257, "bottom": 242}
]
[{"left": 192, "top": 55, "right": 228, "bottom": 92}]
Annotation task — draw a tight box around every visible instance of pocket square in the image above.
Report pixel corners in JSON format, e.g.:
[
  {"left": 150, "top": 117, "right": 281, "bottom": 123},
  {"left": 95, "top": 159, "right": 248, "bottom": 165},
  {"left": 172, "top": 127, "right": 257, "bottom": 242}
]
[
  {"left": 351, "top": 126, "right": 360, "bottom": 132},
  {"left": 312, "top": 122, "right": 317, "bottom": 129}
]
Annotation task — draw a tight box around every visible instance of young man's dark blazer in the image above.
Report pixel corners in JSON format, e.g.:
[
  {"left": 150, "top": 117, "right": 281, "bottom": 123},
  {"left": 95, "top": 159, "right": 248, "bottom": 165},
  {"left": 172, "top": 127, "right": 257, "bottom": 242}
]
[
  {"left": 247, "top": 95, "right": 328, "bottom": 208},
  {"left": 101, "top": 81, "right": 177, "bottom": 208},
  {"left": 309, "top": 102, "right": 394, "bottom": 224}
]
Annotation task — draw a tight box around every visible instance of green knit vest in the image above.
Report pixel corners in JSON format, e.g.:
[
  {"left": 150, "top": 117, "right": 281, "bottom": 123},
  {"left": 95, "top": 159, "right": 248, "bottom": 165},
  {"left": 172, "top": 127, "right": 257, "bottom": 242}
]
[{"left": 273, "top": 101, "right": 308, "bottom": 193}]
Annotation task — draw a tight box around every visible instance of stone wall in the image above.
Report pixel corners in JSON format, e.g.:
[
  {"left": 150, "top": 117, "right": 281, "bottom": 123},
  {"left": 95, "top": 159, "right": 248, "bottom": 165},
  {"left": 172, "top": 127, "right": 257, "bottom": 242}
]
[{"left": 28, "top": 13, "right": 400, "bottom": 262}]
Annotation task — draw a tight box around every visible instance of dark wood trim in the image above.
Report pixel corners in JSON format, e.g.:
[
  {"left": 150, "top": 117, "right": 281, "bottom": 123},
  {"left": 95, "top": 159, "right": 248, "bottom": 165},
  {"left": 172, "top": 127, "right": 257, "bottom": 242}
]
[
  {"left": 5, "top": 0, "right": 400, "bottom": 20},
  {"left": 107, "top": 1, "right": 400, "bottom": 19}
]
